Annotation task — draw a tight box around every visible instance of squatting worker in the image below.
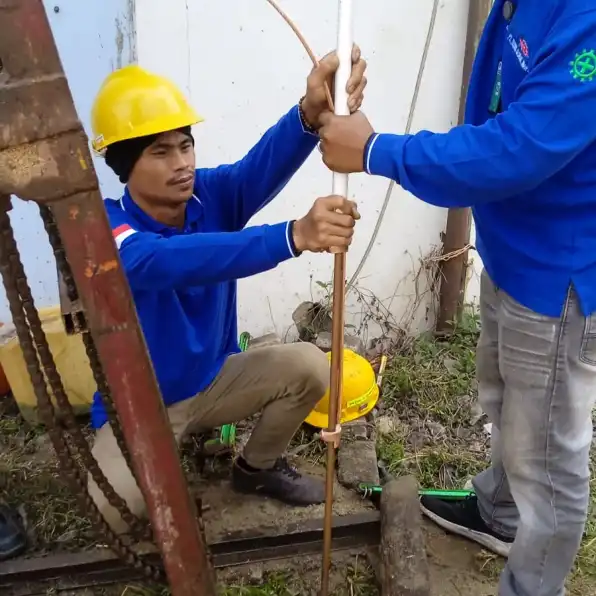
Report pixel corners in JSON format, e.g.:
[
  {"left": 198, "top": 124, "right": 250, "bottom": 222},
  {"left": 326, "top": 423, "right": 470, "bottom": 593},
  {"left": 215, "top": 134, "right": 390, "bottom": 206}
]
[
  {"left": 317, "top": 2, "right": 596, "bottom": 596},
  {"left": 88, "top": 47, "right": 367, "bottom": 534}
]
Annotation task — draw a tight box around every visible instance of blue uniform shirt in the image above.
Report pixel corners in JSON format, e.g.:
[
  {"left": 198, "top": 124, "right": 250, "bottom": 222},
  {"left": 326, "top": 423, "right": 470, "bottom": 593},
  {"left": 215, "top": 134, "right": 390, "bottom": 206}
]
[
  {"left": 365, "top": 0, "right": 596, "bottom": 317},
  {"left": 91, "top": 105, "right": 318, "bottom": 428}
]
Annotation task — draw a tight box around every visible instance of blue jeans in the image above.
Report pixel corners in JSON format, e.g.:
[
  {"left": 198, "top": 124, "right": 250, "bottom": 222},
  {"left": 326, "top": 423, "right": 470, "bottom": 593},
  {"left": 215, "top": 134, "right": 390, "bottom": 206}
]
[{"left": 472, "top": 270, "right": 595, "bottom": 596}]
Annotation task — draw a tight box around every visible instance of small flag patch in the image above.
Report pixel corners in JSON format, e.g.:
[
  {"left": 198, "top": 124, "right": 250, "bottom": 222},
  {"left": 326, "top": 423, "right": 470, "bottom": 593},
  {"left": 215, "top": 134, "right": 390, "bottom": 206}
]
[{"left": 112, "top": 224, "right": 136, "bottom": 248}]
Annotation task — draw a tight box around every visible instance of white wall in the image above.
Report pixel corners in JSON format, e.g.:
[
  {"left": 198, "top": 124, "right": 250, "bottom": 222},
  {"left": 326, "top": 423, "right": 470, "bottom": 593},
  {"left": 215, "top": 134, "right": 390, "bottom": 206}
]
[
  {"left": 0, "top": 0, "right": 136, "bottom": 323},
  {"left": 136, "top": 0, "right": 471, "bottom": 343}
]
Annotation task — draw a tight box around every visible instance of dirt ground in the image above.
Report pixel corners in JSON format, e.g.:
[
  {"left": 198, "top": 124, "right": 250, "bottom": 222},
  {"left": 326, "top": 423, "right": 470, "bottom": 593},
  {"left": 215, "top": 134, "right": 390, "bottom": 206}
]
[{"left": 199, "top": 469, "right": 500, "bottom": 596}]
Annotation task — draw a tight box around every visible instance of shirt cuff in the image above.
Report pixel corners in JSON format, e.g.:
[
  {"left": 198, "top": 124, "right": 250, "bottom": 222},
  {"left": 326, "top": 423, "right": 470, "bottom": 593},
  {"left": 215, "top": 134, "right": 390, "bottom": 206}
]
[
  {"left": 365, "top": 133, "right": 408, "bottom": 181},
  {"left": 263, "top": 221, "right": 300, "bottom": 263},
  {"left": 295, "top": 104, "right": 319, "bottom": 138},
  {"left": 286, "top": 221, "right": 301, "bottom": 257}
]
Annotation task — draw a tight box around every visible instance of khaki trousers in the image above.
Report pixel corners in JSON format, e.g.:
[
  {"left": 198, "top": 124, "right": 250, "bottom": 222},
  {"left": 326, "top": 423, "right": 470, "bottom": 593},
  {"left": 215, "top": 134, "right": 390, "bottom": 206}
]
[{"left": 88, "top": 342, "right": 329, "bottom": 534}]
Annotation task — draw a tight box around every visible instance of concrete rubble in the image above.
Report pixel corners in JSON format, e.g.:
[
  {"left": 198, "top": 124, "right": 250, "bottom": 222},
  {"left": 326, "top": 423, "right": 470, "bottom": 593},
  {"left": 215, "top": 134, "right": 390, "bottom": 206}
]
[{"left": 337, "top": 420, "right": 380, "bottom": 489}]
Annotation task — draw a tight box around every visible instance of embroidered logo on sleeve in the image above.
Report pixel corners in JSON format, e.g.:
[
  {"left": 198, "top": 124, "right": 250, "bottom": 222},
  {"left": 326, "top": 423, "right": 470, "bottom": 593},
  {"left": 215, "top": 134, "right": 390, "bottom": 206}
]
[
  {"left": 570, "top": 50, "right": 596, "bottom": 82},
  {"left": 112, "top": 224, "right": 137, "bottom": 248},
  {"left": 507, "top": 32, "right": 529, "bottom": 72}
]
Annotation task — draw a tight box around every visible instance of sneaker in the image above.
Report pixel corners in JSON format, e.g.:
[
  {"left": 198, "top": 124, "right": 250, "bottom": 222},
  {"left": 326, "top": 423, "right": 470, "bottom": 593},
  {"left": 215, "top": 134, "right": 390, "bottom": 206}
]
[
  {"left": 232, "top": 457, "right": 325, "bottom": 506},
  {"left": 420, "top": 495, "right": 513, "bottom": 558},
  {"left": 0, "top": 504, "right": 27, "bottom": 561}
]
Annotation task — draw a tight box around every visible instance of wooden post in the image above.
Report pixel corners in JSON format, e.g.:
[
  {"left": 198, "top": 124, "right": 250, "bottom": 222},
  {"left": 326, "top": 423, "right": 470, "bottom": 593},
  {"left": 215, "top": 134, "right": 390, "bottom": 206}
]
[{"left": 437, "top": 0, "right": 493, "bottom": 333}]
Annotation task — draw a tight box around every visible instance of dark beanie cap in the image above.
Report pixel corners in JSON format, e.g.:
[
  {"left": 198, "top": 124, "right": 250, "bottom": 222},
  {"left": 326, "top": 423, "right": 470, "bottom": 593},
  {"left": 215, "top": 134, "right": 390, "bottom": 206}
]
[{"left": 105, "top": 126, "right": 194, "bottom": 184}]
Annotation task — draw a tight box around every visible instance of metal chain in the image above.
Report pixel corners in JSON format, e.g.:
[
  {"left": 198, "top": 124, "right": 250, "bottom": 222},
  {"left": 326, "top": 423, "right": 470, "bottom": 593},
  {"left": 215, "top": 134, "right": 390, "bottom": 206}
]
[
  {"left": 38, "top": 205, "right": 152, "bottom": 542},
  {"left": 0, "top": 207, "right": 162, "bottom": 580}
]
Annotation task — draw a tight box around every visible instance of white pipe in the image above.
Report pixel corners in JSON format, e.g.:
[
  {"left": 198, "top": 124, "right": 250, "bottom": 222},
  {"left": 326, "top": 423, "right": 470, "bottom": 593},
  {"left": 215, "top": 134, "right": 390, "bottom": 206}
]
[{"left": 332, "top": 0, "right": 353, "bottom": 199}]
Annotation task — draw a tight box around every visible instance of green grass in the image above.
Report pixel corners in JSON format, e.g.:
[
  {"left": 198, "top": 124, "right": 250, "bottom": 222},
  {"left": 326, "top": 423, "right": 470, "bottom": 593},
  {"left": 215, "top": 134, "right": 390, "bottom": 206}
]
[
  {"left": 377, "top": 312, "right": 596, "bottom": 592},
  {"left": 0, "top": 408, "right": 93, "bottom": 552}
]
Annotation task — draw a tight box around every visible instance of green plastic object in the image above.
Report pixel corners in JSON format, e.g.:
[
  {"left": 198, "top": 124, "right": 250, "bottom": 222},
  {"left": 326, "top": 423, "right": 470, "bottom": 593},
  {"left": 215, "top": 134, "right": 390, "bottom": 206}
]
[
  {"left": 213, "top": 332, "right": 251, "bottom": 448},
  {"left": 358, "top": 483, "right": 475, "bottom": 501}
]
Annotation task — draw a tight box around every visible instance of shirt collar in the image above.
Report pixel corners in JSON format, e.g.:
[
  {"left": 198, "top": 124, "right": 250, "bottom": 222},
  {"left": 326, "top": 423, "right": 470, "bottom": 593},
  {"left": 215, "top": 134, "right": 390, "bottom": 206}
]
[{"left": 121, "top": 187, "right": 203, "bottom": 233}]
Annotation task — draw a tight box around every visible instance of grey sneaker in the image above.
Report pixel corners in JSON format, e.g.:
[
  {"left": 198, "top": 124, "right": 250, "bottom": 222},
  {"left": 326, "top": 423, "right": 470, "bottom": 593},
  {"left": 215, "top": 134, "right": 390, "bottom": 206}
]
[
  {"left": 420, "top": 495, "right": 513, "bottom": 558},
  {"left": 232, "top": 457, "right": 325, "bottom": 506}
]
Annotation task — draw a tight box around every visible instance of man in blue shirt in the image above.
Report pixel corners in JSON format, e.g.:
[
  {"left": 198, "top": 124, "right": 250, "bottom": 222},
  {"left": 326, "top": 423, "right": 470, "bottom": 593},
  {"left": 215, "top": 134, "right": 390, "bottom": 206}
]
[
  {"left": 86, "top": 49, "right": 367, "bottom": 535},
  {"left": 317, "top": 1, "right": 596, "bottom": 595}
]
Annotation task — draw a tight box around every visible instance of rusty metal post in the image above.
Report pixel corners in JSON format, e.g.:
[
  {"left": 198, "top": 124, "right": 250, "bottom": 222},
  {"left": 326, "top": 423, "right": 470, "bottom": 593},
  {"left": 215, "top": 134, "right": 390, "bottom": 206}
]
[
  {"left": 436, "top": 0, "right": 492, "bottom": 333},
  {"left": 0, "top": 2, "right": 215, "bottom": 594}
]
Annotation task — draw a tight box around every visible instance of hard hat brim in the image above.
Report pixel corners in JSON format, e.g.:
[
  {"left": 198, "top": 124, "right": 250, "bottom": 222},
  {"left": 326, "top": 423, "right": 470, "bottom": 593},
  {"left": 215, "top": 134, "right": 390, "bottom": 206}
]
[{"left": 92, "top": 112, "right": 205, "bottom": 154}]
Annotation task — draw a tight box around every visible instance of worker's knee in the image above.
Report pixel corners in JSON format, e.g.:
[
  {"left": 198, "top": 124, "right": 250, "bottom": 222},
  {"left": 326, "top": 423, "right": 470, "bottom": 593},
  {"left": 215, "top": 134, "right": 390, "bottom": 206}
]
[
  {"left": 87, "top": 474, "right": 141, "bottom": 535},
  {"left": 88, "top": 427, "right": 147, "bottom": 535},
  {"left": 282, "top": 342, "right": 329, "bottom": 405}
]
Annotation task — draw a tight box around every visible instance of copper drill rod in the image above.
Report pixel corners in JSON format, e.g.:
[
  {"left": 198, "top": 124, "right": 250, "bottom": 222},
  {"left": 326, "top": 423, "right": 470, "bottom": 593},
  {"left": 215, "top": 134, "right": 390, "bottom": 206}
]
[{"left": 321, "top": 252, "right": 346, "bottom": 594}]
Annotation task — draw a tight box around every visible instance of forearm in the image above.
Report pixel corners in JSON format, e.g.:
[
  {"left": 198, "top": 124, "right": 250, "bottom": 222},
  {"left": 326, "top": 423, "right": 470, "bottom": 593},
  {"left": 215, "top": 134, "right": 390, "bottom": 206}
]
[
  {"left": 365, "top": 112, "right": 562, "bottom": 208},
  {"left": 120, "top": 222, "right": 297, "bottom": 291}
]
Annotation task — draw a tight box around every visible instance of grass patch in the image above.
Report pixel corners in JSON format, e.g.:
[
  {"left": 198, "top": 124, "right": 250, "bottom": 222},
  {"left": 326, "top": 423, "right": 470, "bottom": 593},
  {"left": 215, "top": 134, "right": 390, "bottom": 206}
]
[
  {"left": 378, "top": 312, "right": 487, "bottom": 490},
  {"left": 0, "top": 404, "right": 93, "bottom": 552},
  {"left": 377, "top": 312, "right": 596, "bottom": 591}
]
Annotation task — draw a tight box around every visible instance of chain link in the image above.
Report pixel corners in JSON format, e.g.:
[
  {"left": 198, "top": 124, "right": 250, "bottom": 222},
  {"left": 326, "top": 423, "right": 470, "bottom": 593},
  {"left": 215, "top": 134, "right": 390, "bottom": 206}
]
[
  {"left": 38, "top": 206, "right": 152, "bottom": 542},
  {"left": 0, "top": 206, "right": 161, "bottom": 580}
]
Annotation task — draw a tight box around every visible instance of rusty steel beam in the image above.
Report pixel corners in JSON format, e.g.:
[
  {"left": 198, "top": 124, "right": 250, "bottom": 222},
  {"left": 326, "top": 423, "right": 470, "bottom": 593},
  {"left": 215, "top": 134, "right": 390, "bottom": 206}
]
[{"left": 0, "top": 2, "right": 216, "bottom": 594}]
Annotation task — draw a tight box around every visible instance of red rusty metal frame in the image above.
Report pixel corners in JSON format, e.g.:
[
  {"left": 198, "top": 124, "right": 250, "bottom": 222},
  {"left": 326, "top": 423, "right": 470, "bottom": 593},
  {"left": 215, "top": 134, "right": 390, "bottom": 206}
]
[{"left": 0, "top": 1, "right": 215, "bottom": 594}]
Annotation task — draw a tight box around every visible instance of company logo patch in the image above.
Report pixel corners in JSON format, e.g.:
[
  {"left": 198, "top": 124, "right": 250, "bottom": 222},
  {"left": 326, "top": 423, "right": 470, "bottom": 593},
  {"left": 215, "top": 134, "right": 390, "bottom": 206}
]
[
  {"left": 569, "top": 50, "right": 596, "bottom": 82},
  {"left": 507, "top": 31, "right": 529, "bottom": 72},
  {"left": 519, "top": 38, "right": 529, "bottom": 58}
]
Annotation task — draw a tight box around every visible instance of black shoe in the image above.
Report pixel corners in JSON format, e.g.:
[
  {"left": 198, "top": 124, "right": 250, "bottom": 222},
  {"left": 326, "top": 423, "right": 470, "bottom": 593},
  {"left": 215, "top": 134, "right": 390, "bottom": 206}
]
[
  {"left": 232, "top": 457, "right": 325, "bottom": 506},
  {"left": 0, "top": 504, "right": 27, "bottom": 561},
  {"left": 420, "top": 495, "right": 513, "bottom": 558}
]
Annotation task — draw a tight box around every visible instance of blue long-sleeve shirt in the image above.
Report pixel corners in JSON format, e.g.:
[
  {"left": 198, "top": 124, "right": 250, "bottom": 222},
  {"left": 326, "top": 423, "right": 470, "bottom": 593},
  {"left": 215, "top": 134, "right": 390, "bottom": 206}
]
[
  {"left": 365, "top": 0, "right": 596, "bottom": 317},
  {"left": 91, "top": 105, "right": 318, "bottom": 428}
]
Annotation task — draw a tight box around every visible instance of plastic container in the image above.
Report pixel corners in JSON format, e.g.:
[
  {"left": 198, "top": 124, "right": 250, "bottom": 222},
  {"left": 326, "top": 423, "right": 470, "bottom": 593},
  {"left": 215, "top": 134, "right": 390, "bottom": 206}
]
[{"left": 0, "top": 306, "right": 95, "bottom": 424}]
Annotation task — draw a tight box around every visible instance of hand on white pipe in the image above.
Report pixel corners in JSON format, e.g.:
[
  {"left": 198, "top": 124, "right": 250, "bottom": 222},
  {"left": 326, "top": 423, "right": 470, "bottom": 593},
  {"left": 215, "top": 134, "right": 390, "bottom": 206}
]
[
  {"left": 300, "top": 44, "right": 368, "bottom": 131},
  {"left": 292, "top": 196, "right": 360, "bottom": 254},
  {"left": 319, "top": 111, "right": 375, "bottom": 174}
]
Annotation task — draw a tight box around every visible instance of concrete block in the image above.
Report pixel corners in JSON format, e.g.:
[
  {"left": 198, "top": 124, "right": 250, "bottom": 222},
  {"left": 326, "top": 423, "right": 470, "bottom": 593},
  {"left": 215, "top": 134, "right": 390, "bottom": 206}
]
[
  {"left": 247, "top": 333, "right": 282, "bottom": 350},
  {"left": 338, "top": 438, "right": 380, "bottom": 489},
  {"left": 292, "top": 301, "right": 332, "bottom": 342},
  {"left": 380, "top": 476, "right": 431, "bottom": 596},
  {"left": 315, "top": 331, "right": 365, "bottom": 356}
]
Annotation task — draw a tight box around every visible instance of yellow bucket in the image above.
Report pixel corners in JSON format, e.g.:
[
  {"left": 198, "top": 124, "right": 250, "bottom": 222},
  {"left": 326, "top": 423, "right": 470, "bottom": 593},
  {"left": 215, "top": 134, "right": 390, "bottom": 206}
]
[{"left": 0, "top": 306, "right": 95, "bottom": 424}]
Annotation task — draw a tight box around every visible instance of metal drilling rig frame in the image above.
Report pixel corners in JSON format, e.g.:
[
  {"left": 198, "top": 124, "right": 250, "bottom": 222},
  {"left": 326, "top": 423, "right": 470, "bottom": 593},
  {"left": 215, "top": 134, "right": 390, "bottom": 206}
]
[{"left": 0, "top": 2, "right": 215, "bottom": 594}]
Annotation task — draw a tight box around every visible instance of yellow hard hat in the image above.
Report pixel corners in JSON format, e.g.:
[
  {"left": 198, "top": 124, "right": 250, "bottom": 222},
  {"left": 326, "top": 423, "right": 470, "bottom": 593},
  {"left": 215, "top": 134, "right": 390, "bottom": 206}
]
[
  {"left": 91, "top": 65, "right": 204, "bottom": 154},
  {"left": 305, "top": 349, "right": 379, "bottom": 429}
]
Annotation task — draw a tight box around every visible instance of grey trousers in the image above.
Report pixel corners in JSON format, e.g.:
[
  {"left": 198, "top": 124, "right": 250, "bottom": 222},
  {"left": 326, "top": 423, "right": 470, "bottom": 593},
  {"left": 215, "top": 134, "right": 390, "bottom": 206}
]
[{"left": 472, "top": 270, "right": 595, "bottom": 596}]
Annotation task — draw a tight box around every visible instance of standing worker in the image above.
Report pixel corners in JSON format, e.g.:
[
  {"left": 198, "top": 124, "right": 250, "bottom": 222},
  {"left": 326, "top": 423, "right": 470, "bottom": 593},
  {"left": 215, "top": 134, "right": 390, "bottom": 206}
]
[
  {"left": 87, "top": 49, "right": 368, "bottom": 535},
  {"left": 317, "top": 1, "right": 596, "bottom": 595}
]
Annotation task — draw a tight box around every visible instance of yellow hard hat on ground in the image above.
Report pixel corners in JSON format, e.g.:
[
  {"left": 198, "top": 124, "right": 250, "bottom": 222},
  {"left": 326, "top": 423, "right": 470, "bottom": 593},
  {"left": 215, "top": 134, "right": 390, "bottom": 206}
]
[
  {"left": 91, "top": 64, "right": 204, "bottom": 154},
  {"left": 305, "top": 349, "right": 379, "bottom": 429}
]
